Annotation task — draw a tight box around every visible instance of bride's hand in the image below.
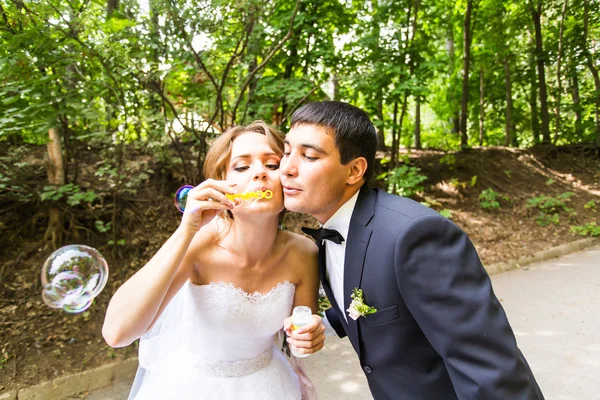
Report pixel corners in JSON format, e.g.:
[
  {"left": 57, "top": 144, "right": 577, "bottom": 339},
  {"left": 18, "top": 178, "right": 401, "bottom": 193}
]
[
  {"left": 284, "top": 315, "right": 325, "bottom": 355},
  {"left": 179, "top": 179, "right": 237, "bottom": 235}
]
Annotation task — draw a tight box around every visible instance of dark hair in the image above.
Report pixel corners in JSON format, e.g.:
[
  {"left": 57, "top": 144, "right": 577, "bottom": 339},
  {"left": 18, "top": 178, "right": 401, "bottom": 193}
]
[{"left": 290, "top": 101, "right": 377, "bottom": 184}]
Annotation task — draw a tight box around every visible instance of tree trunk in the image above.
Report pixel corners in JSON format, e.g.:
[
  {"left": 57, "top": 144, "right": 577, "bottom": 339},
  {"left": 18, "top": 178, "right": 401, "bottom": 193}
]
[
  {"left": 278, "top": 26, "right": 300, "bottom": 124},
  {"left": 531, "top": 1, "right": 551, "bottom": 143},
  {"left": 479, "top": 67, "right": 485, "bottom": 146},
  {"left": 376, "top": 97, "right": 387, "bottom": 151},
  {"left": 459, "top": 0, "right": 473, "bottom": 149},
  {"left": 528, "top": 27, "right": 540, "bottom": 144},
  {"left": 446, "top": 30, "right": 459, "bottom": 135},
  {"left": 554, "top": 0, "right": 568, "bottom": 144},
  {"left": 414, "top": 97, "right": 421, "bottom": 149},
  {"left": 391, "top": 100, "right": 399, "bottom": 169},
  {"left": 44, "top": 127, "right": 65, "bottom": 248},
  {"left": 398, "top": 94, "right": 409, "bottom": 152},
  {"left": 332, "top": 73, "right": 339, "bottom": 101},
  {"left": 392, "top": 0, "right": 418, "bottom": 165},
  {"left": 107, "top": 0, "right": 118, "bottom": 18},
  {"left": 570, "top": 66, "right": 583, "bottom": 137},
  {"left": 582, "top": 3, "right": 600, "bottom": 146},
  {"left": 587, "top": 66, "right": 600, "bottom": 147},
  {"left": 503, "top": 57, "right": 514, "bottom": 146}
]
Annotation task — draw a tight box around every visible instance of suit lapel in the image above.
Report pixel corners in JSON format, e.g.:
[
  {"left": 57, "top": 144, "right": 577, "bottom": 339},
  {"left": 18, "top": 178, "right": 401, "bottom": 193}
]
[{"left": 343, "top": 187, "right": 376, "bottom": 355}]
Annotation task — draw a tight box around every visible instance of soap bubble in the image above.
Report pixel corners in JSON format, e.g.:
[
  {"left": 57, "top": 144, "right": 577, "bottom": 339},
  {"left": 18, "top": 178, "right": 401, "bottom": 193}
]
[
  {"left": 174, "top": 185, "right": 194, "bottom": 213},
  {"left": 41, "top": 245, "right": 109, "bottom": 313}
]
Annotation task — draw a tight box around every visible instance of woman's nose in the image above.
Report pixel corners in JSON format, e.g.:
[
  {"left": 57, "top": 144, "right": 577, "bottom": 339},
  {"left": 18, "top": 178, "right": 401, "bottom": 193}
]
[
  {"left": 253, "top": 164, "right": 267, "bottom": 180},
  {"left": 254, "top": 171, "right": 267, "bottom": 180}
]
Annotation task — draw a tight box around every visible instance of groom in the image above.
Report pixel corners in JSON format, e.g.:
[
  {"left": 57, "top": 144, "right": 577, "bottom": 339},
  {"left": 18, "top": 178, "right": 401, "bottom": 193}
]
[{"left": 281, "top": 101, "right": 544, "bottom": 399}]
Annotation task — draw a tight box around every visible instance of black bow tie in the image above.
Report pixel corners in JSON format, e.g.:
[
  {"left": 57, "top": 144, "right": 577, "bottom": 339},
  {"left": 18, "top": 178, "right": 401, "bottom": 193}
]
[{"left": 301, "top": 227, "right": 345, "bottom": 245}]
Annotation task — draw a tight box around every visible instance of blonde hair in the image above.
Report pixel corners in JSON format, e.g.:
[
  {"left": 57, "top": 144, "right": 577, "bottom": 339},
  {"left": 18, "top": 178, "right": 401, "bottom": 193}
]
[
  {"left": 203, "top": 121, "right": 284, "bottom": 180},
  {"left": 203, "top": 121, "right": 285, "bottom": 232}
]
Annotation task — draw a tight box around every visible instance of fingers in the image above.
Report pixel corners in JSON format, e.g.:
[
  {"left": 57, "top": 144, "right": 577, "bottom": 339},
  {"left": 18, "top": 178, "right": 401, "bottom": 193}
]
[
  {"left": 200, "top": 188, "right": 236, "bottom": 208},
  {"left": 188, "top": 180, "right": 237, "bottom": 208},
  {"left": 295, "top": 315, "right": 321, "bottom": 334},
  {"left": 287, "top": 331, "right": 325, "bottom": 354},
  {"left": 285, "top": 315, "right": 326, "bottom": 355},
  {"left": 289, "top": 320, "right": 325, "bottom": 341},
  {"left": 283, "top": 317, "right": 293, "bottom": 334}
]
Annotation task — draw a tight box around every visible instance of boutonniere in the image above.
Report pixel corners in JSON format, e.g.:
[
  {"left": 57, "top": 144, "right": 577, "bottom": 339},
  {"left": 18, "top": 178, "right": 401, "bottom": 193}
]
[{"left": 347, "top": 288, "right": 377, "bottom": 320}]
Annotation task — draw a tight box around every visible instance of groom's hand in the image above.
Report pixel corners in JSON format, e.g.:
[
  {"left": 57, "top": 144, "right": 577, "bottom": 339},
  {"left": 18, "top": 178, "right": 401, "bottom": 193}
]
[{"left": 283, "top": 315, "right": 326, "bottom": 355}]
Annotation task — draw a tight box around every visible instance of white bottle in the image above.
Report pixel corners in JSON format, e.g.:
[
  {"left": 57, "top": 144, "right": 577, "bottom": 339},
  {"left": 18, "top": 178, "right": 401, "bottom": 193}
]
[{"left": 291, "top": 306, "right": 312, "bottom": 358}]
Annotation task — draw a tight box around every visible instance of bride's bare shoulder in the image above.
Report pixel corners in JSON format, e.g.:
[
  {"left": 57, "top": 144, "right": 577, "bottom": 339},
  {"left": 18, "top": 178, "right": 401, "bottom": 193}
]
[
  {"left": 186, "top": 218, "right": 224, "bottom": 259},
  {"left": 278, "top": 230, "right": 318, "bottom": 259}
]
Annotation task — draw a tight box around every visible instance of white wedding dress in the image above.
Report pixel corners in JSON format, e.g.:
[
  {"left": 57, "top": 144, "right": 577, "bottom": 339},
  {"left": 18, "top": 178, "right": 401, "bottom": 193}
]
[{"left": 129, "top": 280, "right": 310, "bottom": 400}]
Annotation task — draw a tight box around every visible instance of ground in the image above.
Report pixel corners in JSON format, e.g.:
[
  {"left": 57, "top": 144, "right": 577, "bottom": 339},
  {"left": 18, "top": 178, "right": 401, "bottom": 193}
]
[{"left": 0, "top": 143, "right": 598, "bottom": 394}]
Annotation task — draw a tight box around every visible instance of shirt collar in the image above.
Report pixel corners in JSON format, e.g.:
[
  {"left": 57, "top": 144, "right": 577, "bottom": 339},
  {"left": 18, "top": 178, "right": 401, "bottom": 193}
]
[{"left": 322, "top": 190, "right": 360, "bottom": 244}]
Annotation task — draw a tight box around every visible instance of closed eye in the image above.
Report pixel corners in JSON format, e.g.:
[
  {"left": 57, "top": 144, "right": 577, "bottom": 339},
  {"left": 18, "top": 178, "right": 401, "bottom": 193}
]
[
  {"left": 266, "top": 164, "right": 280, "bottom": 170},
  {"left": 281, "top": 151, "right": 316, "bottom": 161},
  {"left": 234, "top": 166, "right": 249, "bottom": 172}
]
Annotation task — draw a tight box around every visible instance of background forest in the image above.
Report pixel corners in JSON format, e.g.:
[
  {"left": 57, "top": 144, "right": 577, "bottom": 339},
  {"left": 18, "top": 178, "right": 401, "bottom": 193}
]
[{"left": 0, "top": 0, "right": 599, "bottom": 394}]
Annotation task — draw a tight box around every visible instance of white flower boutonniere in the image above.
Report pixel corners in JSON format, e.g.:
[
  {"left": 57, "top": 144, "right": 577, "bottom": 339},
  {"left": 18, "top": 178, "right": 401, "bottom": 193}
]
[{"left": 347, "top": 288, "right": 377, "bottom": 320}]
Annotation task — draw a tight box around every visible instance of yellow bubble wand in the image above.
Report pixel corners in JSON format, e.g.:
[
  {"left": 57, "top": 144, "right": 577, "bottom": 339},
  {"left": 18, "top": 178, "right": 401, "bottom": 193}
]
[{"left": 225, "top": 189, "right": 273, "bottom": 201}]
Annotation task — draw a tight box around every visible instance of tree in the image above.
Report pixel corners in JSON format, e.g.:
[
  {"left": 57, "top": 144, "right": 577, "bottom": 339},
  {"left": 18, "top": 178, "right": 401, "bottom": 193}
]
[
  {"left": 530, "top": 0, "right": 551, "bottom": 143},
  {"left": 459, "top": 0, "right": 475, "bottom": 148}
]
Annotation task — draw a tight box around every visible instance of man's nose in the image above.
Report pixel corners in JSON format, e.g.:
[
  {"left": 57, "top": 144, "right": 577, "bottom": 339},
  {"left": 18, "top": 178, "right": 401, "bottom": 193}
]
[{"left": 280, "top": 155, "right": 296, "bottom": 177}]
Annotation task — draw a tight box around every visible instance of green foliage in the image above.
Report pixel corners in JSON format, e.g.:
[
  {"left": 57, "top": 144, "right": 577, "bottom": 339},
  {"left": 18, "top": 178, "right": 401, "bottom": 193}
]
[
  {"left": 380, "top": 165, "right": 427, "bottom": 198},
  {"left": 40, "top": 184, "right": 98, "bottom": 206},
  {"left": 107, "top": 348, "right": 116, "bottom": 360},
  {"left": 527, "top": 192, "right": 576, "bottom": 226},
  {"left": 419, "top": 196, "right": 452, "bottom": 219},
  {"left": 584, "top": 200, "right": 597, "bottom": 210},
  {"left": 439, "top": 209, "right": 453, "bottom": 219},
  {"left": 570, "top": 222, "right": 600, "bottom": 237},
  {"left": 450, "top": 178, "right": 468, "bottom": 190},
  {"left": 94, "top": 220, "right": 112, "bottom": 233},
  {"left": 317, "top": 295, "right": 331, "bottom": 317},
  {"left": 470, "top": 175, "right": 478, "bottom": 187},
  {"left": 0, "top": 351, "right": 8, "bottom": 370},
  {"left": 439, "top": 154, "right": 456, "bottom": 167},
  {"left": 479, "top": 188, "right": 502, "bottom": 210},
  {"left": 0, "top": 0, "right": 599, "bottom": 187}
]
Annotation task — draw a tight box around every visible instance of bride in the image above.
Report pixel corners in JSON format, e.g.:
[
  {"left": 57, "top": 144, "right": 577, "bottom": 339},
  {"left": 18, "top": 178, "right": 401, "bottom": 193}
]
[{"left": 102, "top": 121, "right": 323, "bottom": 400}]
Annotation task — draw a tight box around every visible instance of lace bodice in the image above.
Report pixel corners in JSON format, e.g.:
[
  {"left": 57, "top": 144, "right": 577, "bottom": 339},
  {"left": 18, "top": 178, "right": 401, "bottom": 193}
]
[
  {"left": 130, "top": 280, "right": 314, "bottom": 400},
  {"left": 138, "top": 280, "right": 296, "bottom": 371}
]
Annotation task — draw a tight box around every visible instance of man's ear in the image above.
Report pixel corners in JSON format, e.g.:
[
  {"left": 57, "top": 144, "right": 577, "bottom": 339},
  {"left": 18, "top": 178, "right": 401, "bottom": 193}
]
[{"left": 346, "top": 157, "right": 368, "bottom": 185}]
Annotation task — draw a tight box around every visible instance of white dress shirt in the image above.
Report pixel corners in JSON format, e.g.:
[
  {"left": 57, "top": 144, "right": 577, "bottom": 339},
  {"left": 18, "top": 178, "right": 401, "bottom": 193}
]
[{"left": 320, "top": 190, "right": 360, "bottom": 335}]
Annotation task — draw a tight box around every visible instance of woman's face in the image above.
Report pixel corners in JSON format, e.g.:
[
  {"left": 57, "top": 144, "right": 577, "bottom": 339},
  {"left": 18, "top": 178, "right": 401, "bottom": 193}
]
[{"left": 225, "top": 131, "right": 284, "bottom": 216}]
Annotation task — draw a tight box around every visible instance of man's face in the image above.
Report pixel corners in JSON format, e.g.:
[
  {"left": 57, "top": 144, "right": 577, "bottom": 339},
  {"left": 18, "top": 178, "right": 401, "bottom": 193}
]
[{"left": 280, "top": 124, "right": 350, "bottom": 224}]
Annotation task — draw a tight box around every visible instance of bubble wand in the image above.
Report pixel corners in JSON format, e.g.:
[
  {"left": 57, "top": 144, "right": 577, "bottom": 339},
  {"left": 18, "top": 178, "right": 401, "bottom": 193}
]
[{"left": 174, "top": 185, "right": 273, "bottom": 213}]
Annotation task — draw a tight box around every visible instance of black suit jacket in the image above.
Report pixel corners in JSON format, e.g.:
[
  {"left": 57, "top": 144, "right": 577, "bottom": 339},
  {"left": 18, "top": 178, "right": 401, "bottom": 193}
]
[{"left": 321, "top": 187, "right": 544, "bottom": 400}]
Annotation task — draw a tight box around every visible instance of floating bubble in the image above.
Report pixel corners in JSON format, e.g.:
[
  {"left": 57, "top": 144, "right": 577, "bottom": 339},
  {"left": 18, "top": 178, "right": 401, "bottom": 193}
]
[
  {"left": 174, "top": 185, "right": 194, "bottom": 213},
  {"left": 41, "top": 245, "right": 108, "bottom": 313}
]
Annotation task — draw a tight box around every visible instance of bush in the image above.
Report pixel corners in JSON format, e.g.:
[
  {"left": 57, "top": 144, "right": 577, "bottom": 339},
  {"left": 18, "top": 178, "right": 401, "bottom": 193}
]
[
  {"left": 479, "top": 188, "right": 503, "bottom": 210},
  {"left": 527, "top": 192, "right": 576, "bottom": 226},
  {"left": 570, "top": 222, "right": 600, "bottom": 237},
  {"left": 378, "top": 165, "right": 427, "bottom": 198}
]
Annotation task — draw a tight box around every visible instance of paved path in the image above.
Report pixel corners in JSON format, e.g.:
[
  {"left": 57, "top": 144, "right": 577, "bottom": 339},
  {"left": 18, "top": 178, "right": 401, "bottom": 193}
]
[{"left": 77, "top": 245, "right": 600, "bottom": 400}]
